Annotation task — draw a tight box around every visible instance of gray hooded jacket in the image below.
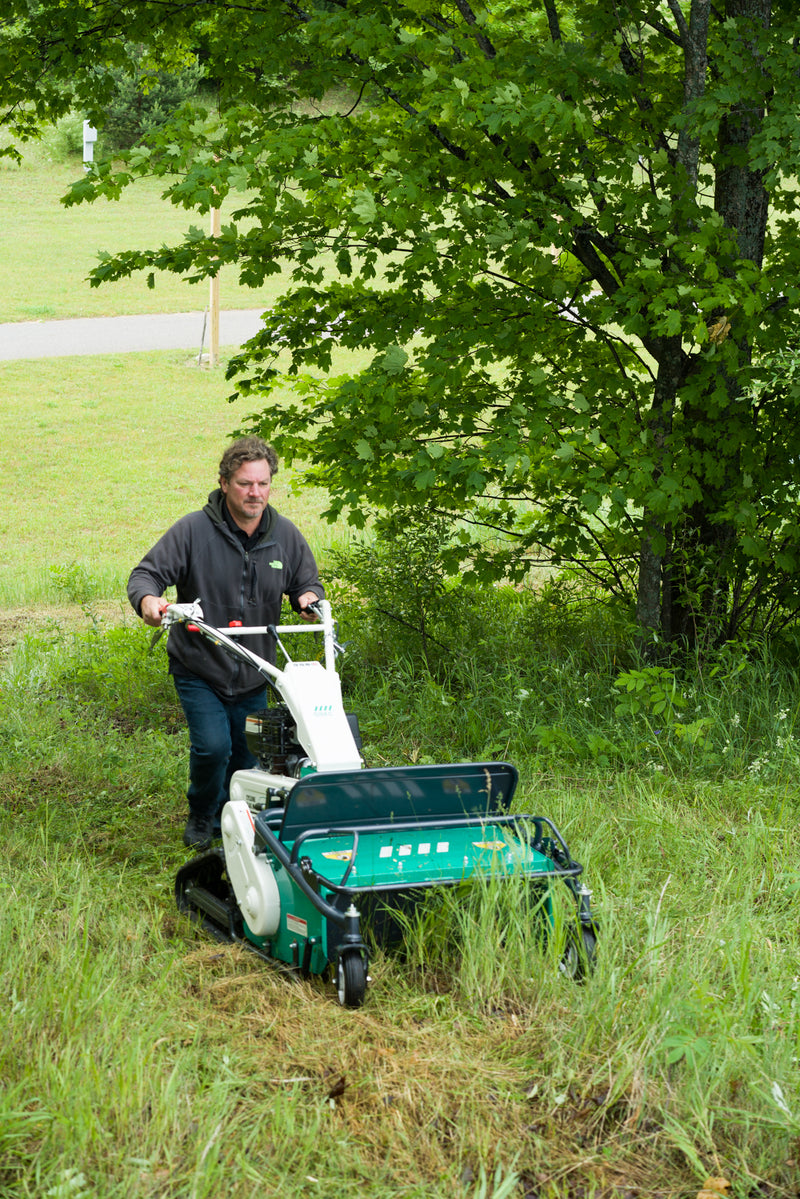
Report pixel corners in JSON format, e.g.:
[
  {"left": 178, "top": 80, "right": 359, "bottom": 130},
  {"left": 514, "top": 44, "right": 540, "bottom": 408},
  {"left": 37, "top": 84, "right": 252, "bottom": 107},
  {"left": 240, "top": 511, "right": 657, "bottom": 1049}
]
[{"left": 127, "top": 489, "right": 324, "bottom": 697}]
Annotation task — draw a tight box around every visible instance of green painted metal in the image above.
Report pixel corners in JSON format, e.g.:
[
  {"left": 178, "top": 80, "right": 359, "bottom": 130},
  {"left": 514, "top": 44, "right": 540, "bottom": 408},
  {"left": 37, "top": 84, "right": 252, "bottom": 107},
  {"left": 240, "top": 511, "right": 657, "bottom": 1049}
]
[
  {"left": 242, "top": 857, "right": 331, "bottom": 974},
  {"left": 286, "top": 824, "right": 559, "bottom": 891},
  {"left": 215, "top": 762, "right": 586, "bottom": 980},
  {"left": 277, "top": 762, "right": 520, "bottom": 842}
]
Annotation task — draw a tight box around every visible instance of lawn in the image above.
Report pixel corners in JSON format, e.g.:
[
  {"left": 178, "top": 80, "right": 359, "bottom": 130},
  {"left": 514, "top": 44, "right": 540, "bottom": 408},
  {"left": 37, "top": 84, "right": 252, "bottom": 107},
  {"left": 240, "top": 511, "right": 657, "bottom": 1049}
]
[
  {"left": 0, "top": 150, "right": 284, "bottom": 321},
  {"left": 0, "top": 347, "right": 355, "bottom": 604},
  {"left": 0, "top": 149, "right": 362, "bottom": 604}
]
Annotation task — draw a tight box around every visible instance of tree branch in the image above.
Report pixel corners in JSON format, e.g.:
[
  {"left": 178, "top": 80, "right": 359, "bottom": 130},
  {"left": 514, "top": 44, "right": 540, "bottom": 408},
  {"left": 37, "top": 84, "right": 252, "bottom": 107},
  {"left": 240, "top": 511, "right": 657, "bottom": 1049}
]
[
  {"left": 542, "top": 1, "right": 562, "bottom": 43},
  {"left": 452, "top": 0, "right": 497, "bottom": 58}
]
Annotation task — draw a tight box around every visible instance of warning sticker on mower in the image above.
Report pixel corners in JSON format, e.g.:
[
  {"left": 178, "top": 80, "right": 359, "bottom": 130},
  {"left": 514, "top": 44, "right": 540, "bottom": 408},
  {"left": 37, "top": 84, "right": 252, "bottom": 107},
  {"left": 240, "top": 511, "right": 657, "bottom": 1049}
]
[
  {"left": 473, "top": 840, "right": 507, "bottom": 851},
  {"left": 322, "top": 849, "right": 353, "bottom": 861},
  {"left": 379, "top": 843, "right": 447, "bottom": 859},
  {"left": 286, "top": 914, "right": 308, "bottom": 937}
]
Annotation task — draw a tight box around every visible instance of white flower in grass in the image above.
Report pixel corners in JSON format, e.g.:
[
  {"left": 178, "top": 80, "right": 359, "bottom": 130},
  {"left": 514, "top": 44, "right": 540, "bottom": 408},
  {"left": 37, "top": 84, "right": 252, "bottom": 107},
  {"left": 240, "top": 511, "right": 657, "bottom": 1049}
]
[
  {"left": 771, "top": 1080, "right": 792, "bottom": 1118},
  {"left": 45, "top": 1171, "right": 90, "bottom": 1199}
]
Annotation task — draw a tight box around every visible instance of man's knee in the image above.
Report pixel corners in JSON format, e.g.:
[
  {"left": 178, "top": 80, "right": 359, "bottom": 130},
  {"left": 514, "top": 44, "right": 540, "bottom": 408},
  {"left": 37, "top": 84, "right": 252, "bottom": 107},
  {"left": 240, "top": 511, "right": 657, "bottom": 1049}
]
[{"left": 190, "top": 725, "right": 232, "bottom": 763}]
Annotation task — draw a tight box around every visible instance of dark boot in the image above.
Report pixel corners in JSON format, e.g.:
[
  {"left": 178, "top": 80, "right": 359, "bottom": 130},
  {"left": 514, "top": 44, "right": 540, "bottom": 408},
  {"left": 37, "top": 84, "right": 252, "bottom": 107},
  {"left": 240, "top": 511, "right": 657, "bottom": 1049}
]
[{"left": 182, "top": 815, "right": 214, "bottom": 852}]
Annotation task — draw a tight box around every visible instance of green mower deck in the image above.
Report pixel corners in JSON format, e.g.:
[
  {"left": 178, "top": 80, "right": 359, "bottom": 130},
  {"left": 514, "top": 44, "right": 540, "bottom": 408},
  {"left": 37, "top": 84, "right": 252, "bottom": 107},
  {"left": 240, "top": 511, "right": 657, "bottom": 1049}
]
[{"left": 176, "top": 761, "right": 595, "bottom": 1006}]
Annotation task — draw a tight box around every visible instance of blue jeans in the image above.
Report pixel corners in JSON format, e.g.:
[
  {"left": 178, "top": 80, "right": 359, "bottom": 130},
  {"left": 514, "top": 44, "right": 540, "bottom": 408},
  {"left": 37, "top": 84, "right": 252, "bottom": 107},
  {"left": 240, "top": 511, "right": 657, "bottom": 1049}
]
[{"left": 173, "top": 675, "right": 267, "bottom": 825}]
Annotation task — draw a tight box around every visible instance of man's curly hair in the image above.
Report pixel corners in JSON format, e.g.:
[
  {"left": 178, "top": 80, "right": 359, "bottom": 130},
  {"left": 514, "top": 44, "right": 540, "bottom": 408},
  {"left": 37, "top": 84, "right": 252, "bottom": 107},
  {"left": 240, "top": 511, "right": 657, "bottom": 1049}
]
[{"left": 219, "top": 436, "right": 279, "bottom": 483}]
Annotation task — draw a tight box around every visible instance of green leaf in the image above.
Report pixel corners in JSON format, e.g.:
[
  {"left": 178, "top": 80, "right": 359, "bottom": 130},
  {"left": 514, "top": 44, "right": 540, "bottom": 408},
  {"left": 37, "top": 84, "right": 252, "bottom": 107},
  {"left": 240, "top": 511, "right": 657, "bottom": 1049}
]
[
  {"left": 379, "top": 345, "right": 409, "bottom": 374},
  {"left": 352, "top": 188, "right": 377, "bottom": 224},
  {"left": 16, "top": 0, "right": 799, "bottom": 645}
]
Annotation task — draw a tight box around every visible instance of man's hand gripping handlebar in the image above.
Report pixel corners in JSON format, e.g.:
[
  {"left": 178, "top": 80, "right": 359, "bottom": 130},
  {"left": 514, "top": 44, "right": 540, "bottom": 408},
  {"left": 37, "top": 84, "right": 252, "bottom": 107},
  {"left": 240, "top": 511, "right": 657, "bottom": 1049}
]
[{"left": 161, "top": 599, "right": 205, "bottom": 628}]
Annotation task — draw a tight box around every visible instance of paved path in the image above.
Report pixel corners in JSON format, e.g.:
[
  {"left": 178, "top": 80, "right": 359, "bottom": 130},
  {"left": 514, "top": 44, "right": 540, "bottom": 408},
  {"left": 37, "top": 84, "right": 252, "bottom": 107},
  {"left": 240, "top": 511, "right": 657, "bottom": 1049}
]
[{"left": 0, "top": 308, "right": 265, "bottom": 360}]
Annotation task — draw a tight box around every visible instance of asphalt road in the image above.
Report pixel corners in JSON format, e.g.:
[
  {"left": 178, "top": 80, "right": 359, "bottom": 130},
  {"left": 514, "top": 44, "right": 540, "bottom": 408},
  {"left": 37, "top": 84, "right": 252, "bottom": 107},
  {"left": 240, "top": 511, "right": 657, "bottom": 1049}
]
[{"left": 0, "top": 308, "right": 265, "bottom": 360}]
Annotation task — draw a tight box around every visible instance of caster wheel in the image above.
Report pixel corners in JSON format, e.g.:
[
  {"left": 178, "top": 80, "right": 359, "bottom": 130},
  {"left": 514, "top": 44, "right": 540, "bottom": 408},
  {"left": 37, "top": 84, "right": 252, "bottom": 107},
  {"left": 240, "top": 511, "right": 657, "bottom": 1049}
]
[
  {"left": 559, "top": 925, "right": 597, "bottom": 982},
  {"left": 336, "top": 951, "right": 367, "bottom": 1008}
]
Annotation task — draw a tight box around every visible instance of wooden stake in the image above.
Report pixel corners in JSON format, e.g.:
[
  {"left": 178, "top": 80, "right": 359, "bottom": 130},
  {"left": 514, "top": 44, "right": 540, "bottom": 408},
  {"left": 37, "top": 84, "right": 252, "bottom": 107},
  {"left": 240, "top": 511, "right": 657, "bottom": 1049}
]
[{"left": 209, "top": 205, "right": 221, "bottom": 367}]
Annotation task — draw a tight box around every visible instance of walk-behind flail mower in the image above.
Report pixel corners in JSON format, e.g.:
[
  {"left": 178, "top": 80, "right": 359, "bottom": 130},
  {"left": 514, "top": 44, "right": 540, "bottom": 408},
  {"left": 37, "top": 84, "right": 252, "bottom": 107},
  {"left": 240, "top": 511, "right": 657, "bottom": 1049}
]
[{"left": 169, "top": 599, "right": 597, "bottom": 1007}]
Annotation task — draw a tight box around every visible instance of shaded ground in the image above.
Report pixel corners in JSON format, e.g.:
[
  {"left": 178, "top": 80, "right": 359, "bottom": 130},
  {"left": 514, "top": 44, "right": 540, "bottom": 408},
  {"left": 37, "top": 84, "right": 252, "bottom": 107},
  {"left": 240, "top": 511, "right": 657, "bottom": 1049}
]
[{"left": 0, "top": 602, "right": 128, "bottom": 653}]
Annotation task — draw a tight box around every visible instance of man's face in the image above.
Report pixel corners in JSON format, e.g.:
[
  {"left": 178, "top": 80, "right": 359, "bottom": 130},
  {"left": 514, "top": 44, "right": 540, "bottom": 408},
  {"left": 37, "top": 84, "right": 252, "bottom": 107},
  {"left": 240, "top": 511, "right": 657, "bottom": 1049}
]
[{"left": 220, "top": 459, "right": 272, "bottom": 529}]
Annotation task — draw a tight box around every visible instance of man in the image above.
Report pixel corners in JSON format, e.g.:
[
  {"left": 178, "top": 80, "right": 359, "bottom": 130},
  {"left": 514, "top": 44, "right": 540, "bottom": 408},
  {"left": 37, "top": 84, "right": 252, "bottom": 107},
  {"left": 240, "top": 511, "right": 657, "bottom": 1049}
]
[{"left": 128, "top": 436, "right": 323, "bottom": 852}]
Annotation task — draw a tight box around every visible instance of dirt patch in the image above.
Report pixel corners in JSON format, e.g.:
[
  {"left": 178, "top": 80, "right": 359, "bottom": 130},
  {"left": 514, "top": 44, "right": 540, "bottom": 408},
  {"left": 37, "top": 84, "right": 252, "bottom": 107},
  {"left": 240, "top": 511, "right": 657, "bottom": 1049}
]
[
  {"left": 0, "top": 601, "right": 131, "bottom": 653},
  {"left": 0, "top": 609, "right": 33, "bottom": 649}
]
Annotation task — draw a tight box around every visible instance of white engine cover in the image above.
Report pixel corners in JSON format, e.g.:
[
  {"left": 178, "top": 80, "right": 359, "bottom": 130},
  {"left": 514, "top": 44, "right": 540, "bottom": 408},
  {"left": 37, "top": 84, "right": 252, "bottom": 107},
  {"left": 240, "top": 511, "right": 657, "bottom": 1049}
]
[
  {"left": 220, "top": 800, "right": 281, "bottom": 938},
  {"left": 277, "top": 660, "right": 362, "bottom": 771}
]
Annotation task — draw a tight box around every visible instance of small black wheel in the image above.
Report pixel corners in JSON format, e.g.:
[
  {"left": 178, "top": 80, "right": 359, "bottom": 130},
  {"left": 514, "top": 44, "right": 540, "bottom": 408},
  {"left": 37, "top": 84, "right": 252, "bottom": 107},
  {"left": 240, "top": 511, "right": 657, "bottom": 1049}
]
[
  {"left": 336, "top": 951, "right": 367, "bottom": 1008},
  {"left": 559, "top": 925, "right": 597, "bottom": 982}
]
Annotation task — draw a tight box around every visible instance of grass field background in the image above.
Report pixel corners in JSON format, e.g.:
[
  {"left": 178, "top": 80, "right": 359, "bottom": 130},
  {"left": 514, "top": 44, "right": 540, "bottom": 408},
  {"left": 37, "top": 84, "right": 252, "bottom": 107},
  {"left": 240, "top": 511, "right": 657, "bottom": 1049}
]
[
  {"left": 0, "top": 350, "right": 348, "bottom": 605},
  {"left": 0, "top": 151, "right": 283, "bottom": 321},
  {"left": 0, "top": 148, "right": 355, "bottom": 605}
]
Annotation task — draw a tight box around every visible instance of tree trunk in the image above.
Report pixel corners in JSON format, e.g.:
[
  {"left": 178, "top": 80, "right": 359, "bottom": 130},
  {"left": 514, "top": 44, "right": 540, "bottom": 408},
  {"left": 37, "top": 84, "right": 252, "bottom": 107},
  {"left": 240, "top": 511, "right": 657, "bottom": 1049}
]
[
  {"left": 639, "top": 0, "right": 772, "bottom": 649},
  {"left": 636, "top": 339, "right": 687, "bottom": 649},
  {"left": 715, "top": 0, "right": 770, "bottom": 268}
]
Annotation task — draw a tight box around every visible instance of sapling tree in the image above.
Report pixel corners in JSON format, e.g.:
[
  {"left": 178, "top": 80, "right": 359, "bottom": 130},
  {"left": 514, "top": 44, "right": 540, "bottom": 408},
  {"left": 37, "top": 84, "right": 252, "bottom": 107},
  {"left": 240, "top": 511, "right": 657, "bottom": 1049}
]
[{"left": 3, "top": 0, "right": 800, "bottom": 645}]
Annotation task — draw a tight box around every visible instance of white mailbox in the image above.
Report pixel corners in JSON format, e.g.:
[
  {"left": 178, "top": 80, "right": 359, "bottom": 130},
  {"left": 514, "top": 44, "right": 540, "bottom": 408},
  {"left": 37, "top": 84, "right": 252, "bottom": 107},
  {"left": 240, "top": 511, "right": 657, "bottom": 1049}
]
[{"left": 82, "top": 121, "right": 98, "bottom": 166}]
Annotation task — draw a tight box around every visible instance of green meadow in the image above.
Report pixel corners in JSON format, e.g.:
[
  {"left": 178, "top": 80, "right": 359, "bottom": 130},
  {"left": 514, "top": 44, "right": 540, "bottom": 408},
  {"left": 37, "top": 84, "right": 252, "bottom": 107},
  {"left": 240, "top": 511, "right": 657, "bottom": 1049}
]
[{"left": 0, "top": 149, "right": 283, "bottom": 320}]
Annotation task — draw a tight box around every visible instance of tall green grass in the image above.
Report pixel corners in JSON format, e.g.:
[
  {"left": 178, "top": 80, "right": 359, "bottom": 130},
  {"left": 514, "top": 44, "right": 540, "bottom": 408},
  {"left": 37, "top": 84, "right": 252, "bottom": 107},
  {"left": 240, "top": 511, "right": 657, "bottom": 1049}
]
[{"left": 2, "top": 582, "right": 799, "bottom": 1197}]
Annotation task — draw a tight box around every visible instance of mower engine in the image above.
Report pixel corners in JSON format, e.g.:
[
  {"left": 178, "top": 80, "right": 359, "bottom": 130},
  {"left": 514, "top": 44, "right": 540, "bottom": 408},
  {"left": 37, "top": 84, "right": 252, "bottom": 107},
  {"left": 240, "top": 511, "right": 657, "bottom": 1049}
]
[{"left": 245, "top": 707, "right": 306, "bottom": 777}]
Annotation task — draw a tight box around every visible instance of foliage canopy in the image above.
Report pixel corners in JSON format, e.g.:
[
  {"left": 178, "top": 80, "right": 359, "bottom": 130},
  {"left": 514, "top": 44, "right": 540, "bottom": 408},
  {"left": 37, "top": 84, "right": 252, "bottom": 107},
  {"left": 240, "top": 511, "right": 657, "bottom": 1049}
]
[{"left": 4, "top": 0, "right": 800, "bottom": 645}]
